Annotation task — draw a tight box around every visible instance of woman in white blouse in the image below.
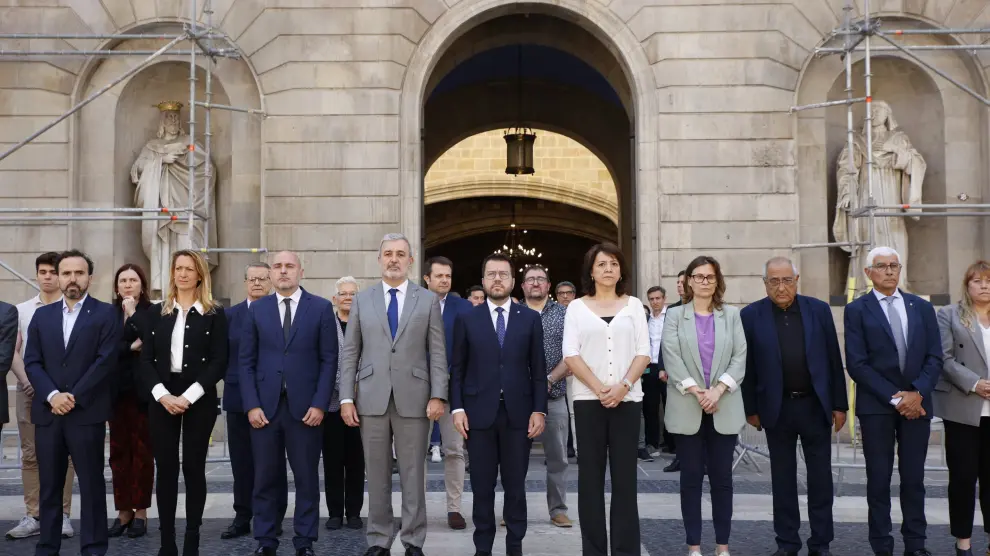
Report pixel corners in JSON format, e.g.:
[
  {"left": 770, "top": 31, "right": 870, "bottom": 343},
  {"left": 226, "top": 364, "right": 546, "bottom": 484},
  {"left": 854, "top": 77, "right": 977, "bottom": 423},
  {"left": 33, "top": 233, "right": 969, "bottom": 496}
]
[
  {"left": 934, "top": 260, "right": 990, "bottom": 556},
  {"left": 139, "top": 250, "right": 227, "bottom": 556},
  {"left": 563, "top": 243, "right": 650, "bottom": 556},
  {"left": 662, "top": 255, "right": 746, "bottom": 556}
]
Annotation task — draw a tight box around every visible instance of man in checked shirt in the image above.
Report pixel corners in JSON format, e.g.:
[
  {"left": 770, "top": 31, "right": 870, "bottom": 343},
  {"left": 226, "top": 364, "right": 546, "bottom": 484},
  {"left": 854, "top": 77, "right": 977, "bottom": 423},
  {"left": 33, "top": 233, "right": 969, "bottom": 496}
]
[{"left": 522, "top": 265, "right": 573, "bottom": 528}]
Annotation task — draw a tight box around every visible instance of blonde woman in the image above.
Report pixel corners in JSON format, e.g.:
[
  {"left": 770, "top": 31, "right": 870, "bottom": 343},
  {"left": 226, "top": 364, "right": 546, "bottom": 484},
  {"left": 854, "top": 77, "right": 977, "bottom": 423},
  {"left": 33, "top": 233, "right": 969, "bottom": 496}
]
[
  {"left": 662, "top": 255, "right": 747, "bottom": 556},
  {"left": 935, "top": 260, "right": 990, "bottom": 556},
  {"left": 139, "top": 250, "right": 228, "bottom": 556}
]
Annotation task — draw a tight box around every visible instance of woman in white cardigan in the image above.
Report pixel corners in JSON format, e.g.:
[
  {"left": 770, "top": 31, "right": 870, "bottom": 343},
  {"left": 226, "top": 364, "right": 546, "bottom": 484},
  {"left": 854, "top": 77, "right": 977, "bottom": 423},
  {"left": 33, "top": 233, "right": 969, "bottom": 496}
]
[{"left": 662, "top": 255, "right": 747, "bottom": 556}]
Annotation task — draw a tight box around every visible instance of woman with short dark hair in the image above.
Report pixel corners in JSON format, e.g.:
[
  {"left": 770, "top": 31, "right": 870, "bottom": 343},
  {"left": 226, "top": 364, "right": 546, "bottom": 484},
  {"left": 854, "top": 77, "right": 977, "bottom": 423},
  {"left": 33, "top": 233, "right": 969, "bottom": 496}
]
[
  {"left": 662, "top": 255, "right": 747, "bottom": 556},
  {"left": 563, "top": 243, "right": 650, "bottom": 556},
  {"left": 107, "top": 264, "right": 154, "bottom": 539}
]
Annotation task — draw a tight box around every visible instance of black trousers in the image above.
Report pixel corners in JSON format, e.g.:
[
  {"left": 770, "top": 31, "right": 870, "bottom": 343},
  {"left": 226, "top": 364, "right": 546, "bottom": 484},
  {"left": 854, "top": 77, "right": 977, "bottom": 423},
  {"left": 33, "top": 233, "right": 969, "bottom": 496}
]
[
  {"left": 944, "top": 417, "right": 990, "bottom": 539},
  {"left": 322, "top": 410, "right": 365, "bottom": 519},
  {"left": 574, "top": 400, "right": 641, "bottom": 556},
  {"left": 641, "top": 367, "right": 662, "bottom": 448},
  {"left": 148, "top": 389, "right": 217, "bottom": 536},
  {"left": 676, "top": 413, "right": 737, "bottom": 546},
  {"left": 658, "top": 380, "right": 675, "bottom": 451},
  {"left": 764, "top": 396, "right": 834, "bottom": 552}
]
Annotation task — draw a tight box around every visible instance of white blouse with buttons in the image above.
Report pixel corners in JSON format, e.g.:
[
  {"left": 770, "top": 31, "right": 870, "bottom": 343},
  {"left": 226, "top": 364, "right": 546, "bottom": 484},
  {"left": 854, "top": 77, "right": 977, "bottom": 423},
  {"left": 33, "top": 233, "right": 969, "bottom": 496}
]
[
  {"left": 562, "top": 296, "right": 650, "bottom": 403},
  {"left": 151, "top": 301, "right": 206, "bottom": 404}
]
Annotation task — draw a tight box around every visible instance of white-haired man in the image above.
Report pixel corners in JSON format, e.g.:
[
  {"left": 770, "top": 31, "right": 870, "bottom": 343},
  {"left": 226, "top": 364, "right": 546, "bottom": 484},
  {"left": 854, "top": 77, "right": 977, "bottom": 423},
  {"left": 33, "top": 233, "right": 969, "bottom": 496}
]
[{"left": 844, "top": 246, "right": 941, "bottom": 556}]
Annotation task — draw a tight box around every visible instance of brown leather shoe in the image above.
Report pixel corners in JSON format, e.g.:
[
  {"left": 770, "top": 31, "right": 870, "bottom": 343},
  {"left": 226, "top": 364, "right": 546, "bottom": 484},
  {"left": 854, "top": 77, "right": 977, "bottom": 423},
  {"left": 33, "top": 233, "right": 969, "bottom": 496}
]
[
  {"left": 447, "top": 512, "right": 466, "bottom": 530},
  {"left": 550, "top": 514, "right": 572, "bottom": 528}
]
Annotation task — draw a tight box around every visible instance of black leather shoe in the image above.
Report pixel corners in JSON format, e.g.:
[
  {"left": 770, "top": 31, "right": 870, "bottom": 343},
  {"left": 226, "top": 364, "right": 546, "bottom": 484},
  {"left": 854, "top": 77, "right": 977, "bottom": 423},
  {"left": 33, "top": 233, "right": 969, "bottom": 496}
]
[
  {"left": 296, "top": 548, "right": 316, "bottom": 556},
  {"left": 772, "top": 551, "right": 798, "bottom": 556},
  {"left": 182, "top": 530, "right": 200, "bottom": 556},
  {"left": 955, "top": 547, "right": 974, "bottom": 556},
  {"left": 221, "top": 521, "right": 250, "bottom": 540},
  {"left": 127, "top": 518, "right": 147, "bottom": 539},
  {"left": 507, "top": 549, "right": 523, "bottom": 556},
  {"left": 663, "top": 458, "right": 681, "bottom": 472},
  {"left": 474, "top": 552, "right": 493, "bottom": 556},
  {"left": 405, "top": 547, "right": 426, "bottom": 556},
  {"left": 251, "top": 546, "right": 276, "bottom": 556},
  {"left": 325, "top": 517, "right": 343, "bottom": 530},
  {"left": 905, "top": 550, "right": 933, "bottom": 556},
  {"left": 362, "top": 548, "right": 389, "bottom": 556},
  {"left": 809, "top": 551, "right": 831, "bottom": 556},
  {"left": 874, "top": 552, "right": 893, "bottom": 556},
  {"left": 346, "top": 516, "right": 363, "bottom": 530},
  {"left": 107, "top": 518, "right": 130, "bottom": 537}
]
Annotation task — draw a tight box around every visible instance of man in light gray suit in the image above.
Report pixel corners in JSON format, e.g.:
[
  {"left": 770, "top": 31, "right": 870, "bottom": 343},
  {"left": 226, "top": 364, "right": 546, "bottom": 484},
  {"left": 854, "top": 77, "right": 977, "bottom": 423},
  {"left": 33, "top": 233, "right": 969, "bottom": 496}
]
[{"left": 340, "top": 233, "right": 448, "bottom": 556}]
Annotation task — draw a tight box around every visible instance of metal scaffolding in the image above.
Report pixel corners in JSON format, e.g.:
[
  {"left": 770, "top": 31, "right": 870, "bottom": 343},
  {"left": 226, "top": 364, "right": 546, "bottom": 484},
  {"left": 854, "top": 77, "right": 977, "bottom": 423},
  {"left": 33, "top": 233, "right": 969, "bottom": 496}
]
[
  {"left": 0, "top": 0, "right": 268, "bottom": 289},
  {"left": 789, "top": 0, "right": 990, "bottom": 302}
]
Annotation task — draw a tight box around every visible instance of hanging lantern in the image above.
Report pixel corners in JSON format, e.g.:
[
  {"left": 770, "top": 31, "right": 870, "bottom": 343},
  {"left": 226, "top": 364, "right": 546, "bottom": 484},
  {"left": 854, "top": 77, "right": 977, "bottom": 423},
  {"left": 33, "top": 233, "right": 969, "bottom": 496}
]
[{"left": 504, "top": 127, "right": 536, "bottom": 175}]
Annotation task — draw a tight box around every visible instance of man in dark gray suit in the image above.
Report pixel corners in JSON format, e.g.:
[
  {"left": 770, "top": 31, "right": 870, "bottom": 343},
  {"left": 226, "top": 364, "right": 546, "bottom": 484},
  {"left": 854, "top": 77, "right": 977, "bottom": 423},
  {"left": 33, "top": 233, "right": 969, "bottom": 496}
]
[
  {"left": 0, "top": 301, "right": 17, "bottom": 423},
  {"left": 339, "top": 233, "right": 448, "bottom": 556}
]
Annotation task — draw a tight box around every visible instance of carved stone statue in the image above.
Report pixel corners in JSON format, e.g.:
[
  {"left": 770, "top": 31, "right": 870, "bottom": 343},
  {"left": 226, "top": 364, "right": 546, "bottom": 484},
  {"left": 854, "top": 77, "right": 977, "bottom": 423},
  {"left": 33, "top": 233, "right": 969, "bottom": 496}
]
[
  {"left": 832, "top": 100, "right": 926, "bottom": 289},
  {"left": 130, "top": 101, "right": 218, "bottom": 295}
]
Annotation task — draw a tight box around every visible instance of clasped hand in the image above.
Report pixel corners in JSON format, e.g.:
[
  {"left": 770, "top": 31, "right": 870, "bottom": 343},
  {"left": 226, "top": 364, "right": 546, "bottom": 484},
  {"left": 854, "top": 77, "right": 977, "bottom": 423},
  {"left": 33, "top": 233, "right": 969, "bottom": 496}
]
[
  {"left": 598, "top": 384, "right": 626, "bottom": 408},
  {"left": 893, "top": 391, "right": 926, "bottom": 419},
  {"left": 692, "top": 386, "right": 722, "bottom": 414},
  {"left": 160, "top": 394, "right": 189, "bottom": 416},
  {"left": 975, "top": 379, "right": 990, "bottom": 400},
  {"left": 50, "top": 393, "right": 75, "bottom": 416}
]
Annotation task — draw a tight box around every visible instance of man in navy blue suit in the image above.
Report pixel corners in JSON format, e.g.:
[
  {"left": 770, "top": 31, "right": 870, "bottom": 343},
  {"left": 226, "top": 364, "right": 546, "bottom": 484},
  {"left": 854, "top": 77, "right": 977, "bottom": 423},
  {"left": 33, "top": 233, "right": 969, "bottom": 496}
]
[
  {"left": 451, "top": 254, "right": 548, "bottom": 556},
  {"left": 845, "top": 246, "right": 941, "bottom": 556},
  {"left": 422, "top": 255, "right": 474, "bottom": 529},
  {"left": 741, "top": 257, "right": 848, "bottom": 556},
  {"left": 24, "top": 250, "right": 120, "bottom": 556},
  {"left": 240, "top": 251, "right": 338, "bottom": 556},
  {"left": 221, "top": 262, "right": 286, "bottom": 540}
]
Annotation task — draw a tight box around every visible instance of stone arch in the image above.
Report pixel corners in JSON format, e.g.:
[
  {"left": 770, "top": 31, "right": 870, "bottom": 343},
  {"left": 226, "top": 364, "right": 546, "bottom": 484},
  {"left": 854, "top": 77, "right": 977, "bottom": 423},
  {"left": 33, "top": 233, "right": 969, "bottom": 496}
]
[
  {"left": 400, "top": 0, "right": 660, "bottom": 294},
  {"left": 69, "top": 21, "right": 263, "bottom": 302},
  {"left": 795, "top": 15, "right": 989, "bottom": 301}
]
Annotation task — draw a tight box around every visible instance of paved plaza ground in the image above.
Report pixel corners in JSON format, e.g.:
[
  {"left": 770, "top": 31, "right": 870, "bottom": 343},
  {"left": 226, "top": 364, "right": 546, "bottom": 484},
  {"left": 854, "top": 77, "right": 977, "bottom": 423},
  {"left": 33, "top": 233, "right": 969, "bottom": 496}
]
[{"left": 0, "top": 442, "right": 977, "bottom": 555}]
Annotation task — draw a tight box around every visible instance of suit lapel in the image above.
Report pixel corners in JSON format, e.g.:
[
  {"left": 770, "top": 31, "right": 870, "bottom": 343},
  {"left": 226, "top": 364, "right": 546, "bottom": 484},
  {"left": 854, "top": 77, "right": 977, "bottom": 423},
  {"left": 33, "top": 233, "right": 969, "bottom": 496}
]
[
  {"left": 371, "top": 283, "right": 392, "bottom": 341},
  {"left": 266, "top": 295, "right": 284, "bottom": 347},
  {"left": 63, "top": 300, "right": 93, "bottom": 355},
  {"left": 681, "top": 309, "right": 704, "bottom": 380},
  {"left": 797, "top": 295, "right": 815, "bottom": 363},
  {"left": 393, "top": 283, "right": 419, "bottom": 344},
  {"left": 710, "top": 308, "right": 727, "bottom": 380},
  {"left": 902, "top": 291, "right": 919, "bottom": 349},
  {"left": 286, "top": 291, "right": 310, "bottom": 348},
  {"left": 969, "top": 318, "right": 989, "bottom": 368},
  {"left": 863, "top": 292, "right": 896, "bottom": 346}
]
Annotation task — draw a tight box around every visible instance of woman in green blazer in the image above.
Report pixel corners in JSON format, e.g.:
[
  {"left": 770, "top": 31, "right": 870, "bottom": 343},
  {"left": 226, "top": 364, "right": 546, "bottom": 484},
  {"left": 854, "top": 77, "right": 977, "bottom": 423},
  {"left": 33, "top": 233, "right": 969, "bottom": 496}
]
[{"left": 661, "top": 255, "right": 747, "bottom": 556}]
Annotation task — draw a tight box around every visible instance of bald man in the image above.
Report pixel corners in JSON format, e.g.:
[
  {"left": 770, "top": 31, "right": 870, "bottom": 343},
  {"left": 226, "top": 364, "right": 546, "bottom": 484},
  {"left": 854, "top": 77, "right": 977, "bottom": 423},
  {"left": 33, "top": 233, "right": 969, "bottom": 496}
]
[{"left": 240, "top": 251, "right": 339, "bottom": 556}]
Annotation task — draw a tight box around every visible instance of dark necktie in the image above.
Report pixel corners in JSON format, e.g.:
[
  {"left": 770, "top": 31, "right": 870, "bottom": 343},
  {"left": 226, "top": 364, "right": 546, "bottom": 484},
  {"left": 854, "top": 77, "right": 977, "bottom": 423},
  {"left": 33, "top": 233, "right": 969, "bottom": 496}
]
[
  {"left": 387, "top": 288, "right": 399, "bottom": 340},
  {"left": 883, "top": 296, "right": 907, "bottom": 373},
  {"left": 282, "top": 298, "right": 292, "bottom": 394},
  {"left": 496, "top": 307, "right": 505, "bottom": 347}
]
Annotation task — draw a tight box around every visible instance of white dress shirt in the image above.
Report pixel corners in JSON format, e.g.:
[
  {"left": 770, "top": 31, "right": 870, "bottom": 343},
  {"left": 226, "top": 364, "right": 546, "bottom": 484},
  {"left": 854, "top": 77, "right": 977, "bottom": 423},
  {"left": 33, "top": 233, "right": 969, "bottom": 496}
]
[
  {"left": 648, "top": 307, "right": 666, "bottom": 365},
  {"left": 17, "top": 293, "right": 61, "bottom": 356},
  {"left": 439, "top": 294, "right": 447, "bottom": 316},
  {"left": 47, "top": 294, "right": 88, "bottom": 403},
  {"left": 277, "top": 287, "right": 303, "bottom": 326},
  {"left": 151, "top": 301, "right": 207, "bottom": 404},
  {"left": 562, "top": 296, "right": 650, "bottom": 403},
  {"left": 340, "top": 281, "right": 409, "bottom": 407},
  {"left": 982, "top": 324, "right": 990, "bottom": 417}
]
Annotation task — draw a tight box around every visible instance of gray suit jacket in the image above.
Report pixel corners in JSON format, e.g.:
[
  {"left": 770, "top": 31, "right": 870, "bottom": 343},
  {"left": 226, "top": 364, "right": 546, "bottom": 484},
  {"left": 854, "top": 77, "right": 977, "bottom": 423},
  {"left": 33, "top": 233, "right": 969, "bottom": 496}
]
[
  {"left": 338, "top": 281, "right": 448, "bottom": 418},
  {"left": 934, "top": 304, "right": 989, "bottom": 427},
  {"left": 661, "top": 304, "right": 747, "bottom": 435}
]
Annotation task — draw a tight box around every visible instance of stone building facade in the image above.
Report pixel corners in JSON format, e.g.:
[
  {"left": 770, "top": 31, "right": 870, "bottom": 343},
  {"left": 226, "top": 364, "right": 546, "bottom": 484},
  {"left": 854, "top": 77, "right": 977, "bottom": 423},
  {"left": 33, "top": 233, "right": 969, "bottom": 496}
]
[{"left": 0, "top": 0, "right": 987, "bottom": 306}]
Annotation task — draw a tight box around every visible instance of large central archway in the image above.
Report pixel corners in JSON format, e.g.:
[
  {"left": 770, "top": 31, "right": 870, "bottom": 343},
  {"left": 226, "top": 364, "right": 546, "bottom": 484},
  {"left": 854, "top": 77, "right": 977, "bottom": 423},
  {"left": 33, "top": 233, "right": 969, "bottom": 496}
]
[{"left": 399, "top": 0, "right": 659, "bottom": 294}]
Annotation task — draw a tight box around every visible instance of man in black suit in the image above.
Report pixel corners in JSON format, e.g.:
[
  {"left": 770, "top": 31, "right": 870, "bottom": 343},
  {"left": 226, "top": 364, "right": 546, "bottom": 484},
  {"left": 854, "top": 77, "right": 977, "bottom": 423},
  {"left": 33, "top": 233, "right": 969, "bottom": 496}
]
[
  {"left": 450, "top": 254, "right": 547, "bottom": 556},
  {"left": 0, "top": 300, "right": 17, "bottom": 424},
  {"left": 24, "top": 250, "right": 120, "bottom": 556},
  {"left": 742, "top": 257, "right": 848, "bottom": 556}
]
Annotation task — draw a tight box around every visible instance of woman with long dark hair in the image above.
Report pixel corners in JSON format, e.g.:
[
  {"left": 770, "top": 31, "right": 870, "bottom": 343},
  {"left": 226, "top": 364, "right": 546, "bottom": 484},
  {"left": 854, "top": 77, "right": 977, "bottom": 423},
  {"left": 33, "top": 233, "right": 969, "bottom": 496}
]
[
  {"left": 562, "top": 242, "right": 650, "bottom": 556},
  {"left": 139, "top": 250, "right": 227, "bottom": 556},
  {"left": 662, "top": 255, "right": 747, "bottom": 556},
  {"left": 107, "top": 263, "right": 154, "bottom": 539}
]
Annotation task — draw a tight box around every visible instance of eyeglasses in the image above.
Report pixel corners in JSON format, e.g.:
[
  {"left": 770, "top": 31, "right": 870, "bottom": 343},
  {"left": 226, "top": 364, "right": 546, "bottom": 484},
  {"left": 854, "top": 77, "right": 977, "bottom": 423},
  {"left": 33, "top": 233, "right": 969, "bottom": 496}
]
[
  {"left": 871, "top": 263, "right": 902, "bottom": 272},
  {"left": 765, "top": 277, "right": 796, "bottom": 288},
  {"left": 524, "top": 276, "right": 548, "bottom": 285},
  {"left": 691, "top": 274, "right": 717, "bottom": 285},
  {"left": 556, "top": 290, "right": 575, "bottom": 296},
  {"left": 484, "top": 271, "right": 512, "bottom": 280},
  {"left": 246, "top": 277, "right": 269, "bottom": 284}
]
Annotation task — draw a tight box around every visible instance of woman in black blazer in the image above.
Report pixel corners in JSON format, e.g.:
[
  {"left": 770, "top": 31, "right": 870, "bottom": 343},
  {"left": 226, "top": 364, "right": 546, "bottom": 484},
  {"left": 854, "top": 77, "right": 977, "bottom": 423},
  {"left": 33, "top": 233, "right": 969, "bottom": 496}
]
[
  {"left": 107, "top": 264, "right": 154, "bottom": 539},
  {"left": 139, "top": 250, "right": 227, "bottom": 556}
]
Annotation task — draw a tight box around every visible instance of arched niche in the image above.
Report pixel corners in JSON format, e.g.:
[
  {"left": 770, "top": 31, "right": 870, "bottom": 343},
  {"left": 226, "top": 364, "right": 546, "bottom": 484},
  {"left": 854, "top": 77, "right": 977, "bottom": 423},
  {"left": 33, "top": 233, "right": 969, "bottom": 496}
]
[
  {"left": 71, "top": 34, "right": 263, "bottom": 303},
  {"left": 795, "top": 18, "right": 988, "bottom": 302}
]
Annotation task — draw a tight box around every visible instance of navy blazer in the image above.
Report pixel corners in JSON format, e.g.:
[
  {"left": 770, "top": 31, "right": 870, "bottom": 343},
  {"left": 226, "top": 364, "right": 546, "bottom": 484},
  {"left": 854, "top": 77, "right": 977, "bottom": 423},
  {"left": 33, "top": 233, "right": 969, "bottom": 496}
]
[
  {"left": 449, "top": 302, "right": 548, "bottom": 430},
  {"left": 740, "top": 295, "right": 848, "bottom": 429},
  {"left": 844, "top": 289, "right": 942, "bottom": 416},
  {"left": 239, "top": 289, "right": 338, "bottom": 421},
  {"left": 442, "top": 295, "right": 473, "bottom": 366},
  {"left": 222, "top": 300, "right": 249, "bottom": 412},
  {"left": 24, "top": 296, "right": 121, "bottom": 426}
]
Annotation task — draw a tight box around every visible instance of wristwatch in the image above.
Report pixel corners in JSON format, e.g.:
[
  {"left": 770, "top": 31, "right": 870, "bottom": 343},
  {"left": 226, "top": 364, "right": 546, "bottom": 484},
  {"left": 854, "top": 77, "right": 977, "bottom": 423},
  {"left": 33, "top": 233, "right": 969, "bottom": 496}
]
[
  {"left": 546, "top": 373, "right": 554, "bottom": 384},
  {"left": 621, "top": 378, "right": 633, "bottom": 390}
]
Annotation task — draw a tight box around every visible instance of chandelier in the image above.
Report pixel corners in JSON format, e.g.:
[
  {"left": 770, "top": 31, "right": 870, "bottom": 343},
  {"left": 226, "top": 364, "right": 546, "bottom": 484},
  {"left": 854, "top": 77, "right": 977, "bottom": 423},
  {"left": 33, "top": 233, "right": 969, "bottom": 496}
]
[{"left": 493, "top": 222, "right": 545, "bottom": 274}]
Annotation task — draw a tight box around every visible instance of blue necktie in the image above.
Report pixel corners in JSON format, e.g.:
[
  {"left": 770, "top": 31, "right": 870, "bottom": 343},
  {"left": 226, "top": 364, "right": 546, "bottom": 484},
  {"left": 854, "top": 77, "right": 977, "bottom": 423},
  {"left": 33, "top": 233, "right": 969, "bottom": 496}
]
[
  {"left": 387, "top": 288, "right": 399, "bottom": 340},
  {"left": 495, "top": 307, "right": 505, "bottom": 347},
  {"left": 884, "top": 296, "right": 907, "bottom": 373}
]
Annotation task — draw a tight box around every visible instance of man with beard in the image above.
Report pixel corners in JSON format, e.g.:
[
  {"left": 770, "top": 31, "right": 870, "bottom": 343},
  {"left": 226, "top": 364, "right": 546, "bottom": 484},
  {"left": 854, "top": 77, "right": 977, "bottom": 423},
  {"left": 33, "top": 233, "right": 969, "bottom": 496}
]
[
  {"left": 339, "top": 233, "right": 447, "bottom": 556},
  {"left": 24, "top": 250, "right": 120, "bottom": 556},
  {"left": 451, "top": 254, "right": 547, "bottom": 556}
]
